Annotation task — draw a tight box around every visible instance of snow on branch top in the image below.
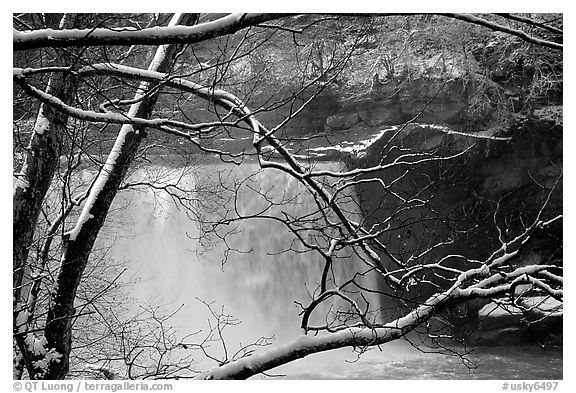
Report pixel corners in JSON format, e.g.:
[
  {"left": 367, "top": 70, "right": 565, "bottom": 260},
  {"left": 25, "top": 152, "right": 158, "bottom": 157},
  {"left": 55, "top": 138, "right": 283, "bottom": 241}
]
[{"left": 13, "top": 13, "right": 287, "bottom": 51}]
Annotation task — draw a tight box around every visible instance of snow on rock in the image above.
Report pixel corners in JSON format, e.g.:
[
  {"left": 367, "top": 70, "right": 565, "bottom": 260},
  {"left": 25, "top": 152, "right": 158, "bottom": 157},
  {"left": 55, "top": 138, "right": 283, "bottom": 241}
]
[
  {"left": 309, "top": 125, "right": 399, "bottom": 158},
  {"left": 479, "top": 296, "right": 563, "bottom": 318}
]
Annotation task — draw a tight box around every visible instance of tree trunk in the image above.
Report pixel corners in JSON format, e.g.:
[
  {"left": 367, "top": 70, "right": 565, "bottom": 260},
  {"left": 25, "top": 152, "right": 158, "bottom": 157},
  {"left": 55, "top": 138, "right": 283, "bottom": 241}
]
[
  {"left": 13, "top": 13, "right": 78, "bottom": 380},
  {"left": 13, "top": 71, "right": 73, "bottom": 299},
  {"left": 33, "top": 13, "right": 199, "bottom": 380}
]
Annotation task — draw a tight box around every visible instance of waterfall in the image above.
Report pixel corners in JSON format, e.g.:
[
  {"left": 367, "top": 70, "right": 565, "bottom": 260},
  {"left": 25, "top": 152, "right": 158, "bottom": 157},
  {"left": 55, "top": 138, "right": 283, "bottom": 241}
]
[
  {"left": 107, "top": 162, "right": 357, "bottom": 327},
  {"left": 96, "top": 159, "right": 416, "bottom": 376}
]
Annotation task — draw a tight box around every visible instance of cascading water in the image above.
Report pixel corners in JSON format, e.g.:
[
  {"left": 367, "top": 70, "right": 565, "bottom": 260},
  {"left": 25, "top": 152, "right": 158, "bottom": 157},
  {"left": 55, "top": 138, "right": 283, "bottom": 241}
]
[
  {"left": 101, "top": 160, "right": 399, "bottom": 372},
  {"left": 93, "top": 157, "right": 561, "bottom": 379}
]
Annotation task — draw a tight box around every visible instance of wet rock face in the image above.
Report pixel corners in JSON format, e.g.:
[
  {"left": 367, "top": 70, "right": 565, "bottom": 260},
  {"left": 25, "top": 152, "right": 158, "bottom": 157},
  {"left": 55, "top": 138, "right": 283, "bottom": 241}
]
[
  {"left": 353, "top": 117, "right": 561, "bottom": 253},
  {"left": 325, "top": 77, "right": 468, "bottom": 132}
]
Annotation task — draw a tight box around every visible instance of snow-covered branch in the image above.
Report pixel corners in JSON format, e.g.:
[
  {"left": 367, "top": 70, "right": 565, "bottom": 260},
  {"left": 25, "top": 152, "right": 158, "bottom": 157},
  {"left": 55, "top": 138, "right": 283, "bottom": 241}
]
[
  {"left": 437, "top": 13, "right": 562, "bottom": 50},
  {"left": 195, "top": 291, "right": 451, "bottom": 379},
  {"left": 14, "top": 14, "right": 288, "bottom": 51}
]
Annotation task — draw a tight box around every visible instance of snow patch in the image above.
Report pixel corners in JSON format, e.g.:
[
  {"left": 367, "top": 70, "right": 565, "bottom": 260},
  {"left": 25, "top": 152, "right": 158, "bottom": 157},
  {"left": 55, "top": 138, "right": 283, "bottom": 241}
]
[
  {"left": 419, "top": 123, "right": 510, "bottom": 141},
  {"left": 66, "top": 212, "right": 94, "bottom": 241},
  {"left": 309, "top": 125, "right": 400, "bottom": 158},
  {"left": 22, "top": 333, "right": 63, "bottom": 373},
  {"left": 13, "top": 177, "right": 29, "bottom": 194},
  {"left": 24, "top": 334, "right": 48, "bottom": 356},
  {"left": 32, "top": 348, "right": 62, "bottom": 372},
  {"left": 34, "top": 111, "right": 50, "bottom": 135}
]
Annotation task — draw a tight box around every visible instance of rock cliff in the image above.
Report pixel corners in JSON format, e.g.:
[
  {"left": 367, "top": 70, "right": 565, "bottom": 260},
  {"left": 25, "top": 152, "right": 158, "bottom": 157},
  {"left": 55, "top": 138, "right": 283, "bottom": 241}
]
[{"left": 337, "top": 82, "right": 563, "bottom": 346}]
